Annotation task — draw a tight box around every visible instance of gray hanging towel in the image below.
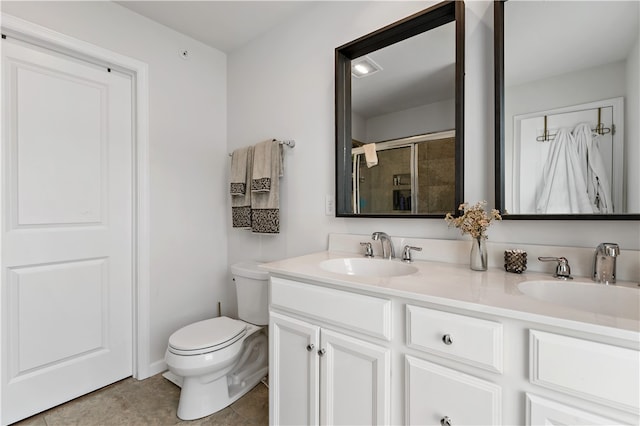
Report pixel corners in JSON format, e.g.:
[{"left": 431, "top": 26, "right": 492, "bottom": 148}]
[
  {"left": 230, "top": 146, "right": 250, "bottom": 196},
  {"left": 251, "top": 140, "right": 283, "bottom": 233},
  {"left": 231, "top": 146, "right": 253, "bottom": 228}
]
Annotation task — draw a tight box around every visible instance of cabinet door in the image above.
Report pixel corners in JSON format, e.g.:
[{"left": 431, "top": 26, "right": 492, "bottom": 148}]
[
  {"left": 270, "top": 313, "right": 320, "bottom": 425},
  {"left": 319, "top": 329, "right": 390, "bottom": 425},
  {"left": 406, "top": 355, "right": 502, "bottom": 425}
]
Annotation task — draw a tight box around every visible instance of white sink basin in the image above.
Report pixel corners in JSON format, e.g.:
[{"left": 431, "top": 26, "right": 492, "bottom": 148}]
[
  {"left": 320, "top": 257, "right": 418, "bottom": 277},
  {"left": 518, "top": 280, "right": 640, "bottom": 320}
]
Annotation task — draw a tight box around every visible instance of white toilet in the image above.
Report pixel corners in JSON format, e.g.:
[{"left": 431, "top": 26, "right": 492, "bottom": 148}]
[{"left": 164, "top": 261, "right": 269, "bottom": 421}]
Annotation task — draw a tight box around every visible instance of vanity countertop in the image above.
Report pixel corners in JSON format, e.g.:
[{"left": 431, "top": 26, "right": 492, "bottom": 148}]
[{"left": 261, "top": 251, "right": 640, "bottom": 339}]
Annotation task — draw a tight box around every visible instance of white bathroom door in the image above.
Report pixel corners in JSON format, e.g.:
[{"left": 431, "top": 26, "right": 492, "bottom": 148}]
[
  {"left": 514, "top": 100, "right": 620, "bottom": 214},
  {"left": 1, "top": 38, "right": 133, "bottom": 424}
]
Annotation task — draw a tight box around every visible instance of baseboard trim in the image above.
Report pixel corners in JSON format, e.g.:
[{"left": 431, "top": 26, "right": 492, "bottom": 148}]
[{"left": 145, "top": 360, "right": 168, "bottom": 379}]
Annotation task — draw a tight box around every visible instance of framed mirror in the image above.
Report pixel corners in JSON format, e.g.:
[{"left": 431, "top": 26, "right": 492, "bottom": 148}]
[
  {"left": 495, "top": 0, "right": 640, "bottom": 220},
  {"left": 335, "top": 1, "right": 465, "bottom": 217}
]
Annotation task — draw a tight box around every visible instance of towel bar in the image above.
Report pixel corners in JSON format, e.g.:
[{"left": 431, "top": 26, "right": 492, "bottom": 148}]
[{"left": 229, "top": 139, "right": 295, "bottom": 156}]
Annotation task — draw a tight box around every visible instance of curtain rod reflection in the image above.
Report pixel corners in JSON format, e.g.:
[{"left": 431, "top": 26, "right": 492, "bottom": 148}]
[{"left": 536, "top": 108, "right": 612, "bottom": 142}]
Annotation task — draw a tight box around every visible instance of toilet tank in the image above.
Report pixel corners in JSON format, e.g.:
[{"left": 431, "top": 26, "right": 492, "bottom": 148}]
[{"left": 231, "top": 261, "right": 269, "bottom": 326}]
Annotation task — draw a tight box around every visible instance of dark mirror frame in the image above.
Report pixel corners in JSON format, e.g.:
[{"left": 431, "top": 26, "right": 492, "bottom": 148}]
[
  {"left": 494, "top": 1, "right": 640, "bottom": 220},
  {"left": 335, "top": 0, "right": 465, "bottom": 218}
]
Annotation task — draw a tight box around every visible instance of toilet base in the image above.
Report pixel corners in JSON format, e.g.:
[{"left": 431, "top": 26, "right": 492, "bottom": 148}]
[
  {"left": 166, "top": 329, "right": 268, "bottom": 421},
  {"left": 176, "top": 366, "right": 267, "bottom": 420},
  {"left": 162, "top": 370, "right": 183, "bottom": 387}
]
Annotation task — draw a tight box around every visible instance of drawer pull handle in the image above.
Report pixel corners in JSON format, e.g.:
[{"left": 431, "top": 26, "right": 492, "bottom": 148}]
[
  {"left": 306, "top": 344, "right": 315, "bottom": 352},
  {"left": 318, "top": 348, "right": 326, "bottom": 356},
  {"left": 442, "top": 334, "right": 453, "bottom": 345},
  {"left": 440, "top": 416, "right": 452, "bottom": 426}
]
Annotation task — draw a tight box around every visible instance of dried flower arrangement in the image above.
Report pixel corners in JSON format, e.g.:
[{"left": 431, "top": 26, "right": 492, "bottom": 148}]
[{"left": 445, "top": 201, "right": 502, "bottom": 239}]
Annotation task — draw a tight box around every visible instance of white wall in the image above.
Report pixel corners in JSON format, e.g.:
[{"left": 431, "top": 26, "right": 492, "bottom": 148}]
[
  {"left": 505, "top": 61, "right": 626, "bottom": 119},
  {"left": 1, "top": 1, "right": 230, "bottom": 372},
  {"left": 626, "top": 34, "right": 640, "bottom": 212},
  {"left": 228, "top": 0, "right": 640, "bottom": 281},
  {"left": 352, "top": 112, "right": 366, "bottom": 143},
  {"left": 366, "top": 98, "right": 455, "bottom": 143}
]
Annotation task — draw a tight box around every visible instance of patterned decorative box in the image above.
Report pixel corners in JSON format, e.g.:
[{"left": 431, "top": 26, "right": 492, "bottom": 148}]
[{"left": 504, "top": 249, "right": 527, "bottom": 274}]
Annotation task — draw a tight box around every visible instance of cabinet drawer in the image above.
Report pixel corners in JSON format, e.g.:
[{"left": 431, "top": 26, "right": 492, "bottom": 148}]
[
  {"left": 526, "top": 393, "right": 630, "bottom": 425},
  {"left": 270, "top": 276, "right": 392, "bottom": 340},
  {"left": 406, "top": 305, "right": 503, "bottom": 373},
  {"left": 405, "top": 355, "right": 502, "bottom": 425},
  {"left": 530, "top": 330, "right": 640, "bottom": 413}
]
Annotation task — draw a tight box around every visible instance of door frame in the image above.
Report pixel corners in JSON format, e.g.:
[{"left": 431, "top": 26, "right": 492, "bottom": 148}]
[
  {"left": 510, "top": 97, "right": 624, "bottom": 214},
  {"left": 0, "top": 12, "right": 151, "bottom": 390}
]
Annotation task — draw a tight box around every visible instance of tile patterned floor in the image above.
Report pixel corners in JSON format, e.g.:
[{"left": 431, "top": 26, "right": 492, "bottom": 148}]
[{"left": 13, "top": 373, "right": 269, "bottom": 425}]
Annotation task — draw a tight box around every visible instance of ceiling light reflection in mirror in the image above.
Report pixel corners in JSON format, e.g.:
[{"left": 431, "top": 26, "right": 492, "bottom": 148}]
[
  {"left": 352, "top": 22, "right": 455, "bottom": 144},
  {"left": 335, "top": 1, "right": 464, "bottom": 218},
  {"left": 348, "top": 22, "right": 457, "bottom": 216}
]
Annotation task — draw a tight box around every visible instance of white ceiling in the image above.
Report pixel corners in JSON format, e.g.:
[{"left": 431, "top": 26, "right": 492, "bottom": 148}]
[{"left": 116, "top": 1, "right": 318, "bottom": 53}]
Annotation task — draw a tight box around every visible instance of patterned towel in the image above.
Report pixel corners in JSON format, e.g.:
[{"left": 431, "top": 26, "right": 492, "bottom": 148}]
[
  {"left": 251, "top": 140, "right": 273, "bottom": 192},
  {"left": 251, "top": 140, "right": 282, "bottom": 233},
  {"left": 230, "top": 146, "right": 250, "bottom": 196},
  {"left": 231, "top": 146, "right": 253, "bottom": 228}
]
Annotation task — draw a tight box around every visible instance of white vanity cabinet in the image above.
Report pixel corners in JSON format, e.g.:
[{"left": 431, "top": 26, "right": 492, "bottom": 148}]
[
  {"left": 266, "top": 267, "right": 640, "bottom": 426},
  {"left": 269, "top": 277, "right": 391, "bottom": 425}
]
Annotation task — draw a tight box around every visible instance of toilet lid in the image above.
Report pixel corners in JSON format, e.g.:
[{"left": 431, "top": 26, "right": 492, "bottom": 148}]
[{"left": 168, "top": 316, "right": 247, "bottom": 352}]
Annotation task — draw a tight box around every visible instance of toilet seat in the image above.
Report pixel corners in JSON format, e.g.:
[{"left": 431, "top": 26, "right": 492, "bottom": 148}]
[{"left": 168, "top": 317, "right": 247, "bottom": 356}]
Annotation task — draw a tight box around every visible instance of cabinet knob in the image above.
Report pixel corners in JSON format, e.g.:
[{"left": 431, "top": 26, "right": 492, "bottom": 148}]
[
  {"left": 317, "top": 348, "right": 326, "bottom": 356},
  {"left": 440, "top": 416, "right": 452, "bottom": 426},
  {"left": 306, "top": 344, "right": 315, "bottom": 352},
  {"left": 442, "top": 334, "right": 453, "bottom": 345}
]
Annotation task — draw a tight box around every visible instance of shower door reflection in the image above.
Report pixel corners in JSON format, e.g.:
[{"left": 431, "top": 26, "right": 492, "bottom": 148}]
[
  {"left": 353, "top": 132, "right": 455, "bottom": 215},
  {"left": 356, "top": 146, "right": 412, "bottom": 214}
]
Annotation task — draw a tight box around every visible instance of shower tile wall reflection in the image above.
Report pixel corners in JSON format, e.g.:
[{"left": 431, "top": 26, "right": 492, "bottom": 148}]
[
  {"left": 357, "top": 137, "right": 455, "bottom": 214},
  {"left": 359, "top": 147, "right": 411, "bottom": 214},
  {"left": 419, "top": 137, "right": 455, "bottom": 214}
]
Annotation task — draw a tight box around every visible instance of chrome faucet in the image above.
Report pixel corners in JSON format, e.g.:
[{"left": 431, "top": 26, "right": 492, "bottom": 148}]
[
  {"left": 371, "top": 232, "right": 395, "bottom": 259},
  {"left": 592, "top": 243, "right": 620, "bottom": 284},
  {"left": 360, "top": 242, "right": 374, "bottom": 258},
  {"left": 538, "top": 256, "right": 573, "bottom": 280},
  {"left": 401, "top": 245, "right": 422, "bottom": 263}
]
